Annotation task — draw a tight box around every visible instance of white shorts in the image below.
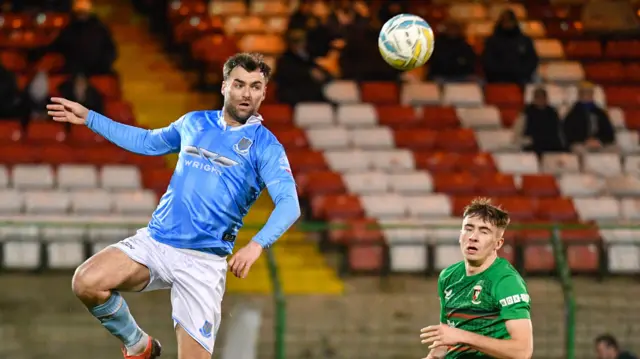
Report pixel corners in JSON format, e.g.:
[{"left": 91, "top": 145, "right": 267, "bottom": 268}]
[{"left": 110, "top": 228, "right": 227, "bottom": 354}]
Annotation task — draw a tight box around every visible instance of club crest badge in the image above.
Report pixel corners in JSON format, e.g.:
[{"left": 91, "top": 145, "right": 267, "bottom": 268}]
[
  {"left": 471, "top": 285, "right": 483, "bottom": 305},
  {"left": 233, "top": 137, "right": 253, "bottom": 155}
]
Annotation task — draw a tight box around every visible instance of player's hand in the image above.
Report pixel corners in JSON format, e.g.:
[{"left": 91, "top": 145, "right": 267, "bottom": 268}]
[
  {"left": 46, "top": 97, "right": 89, "bottom": 125},
  {"left": 228, "top": 241, "right": 263, "bottom": 279},
  {"left": 420, "top": 324, "right": 463, "bottom": 350}
]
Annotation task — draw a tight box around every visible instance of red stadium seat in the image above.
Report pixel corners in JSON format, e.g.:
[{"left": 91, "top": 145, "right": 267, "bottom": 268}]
[
  {"left": 105, "top": 101, "right": 135, "bottom": 125},
  {"left": 376, "top": 105, "right": 419, "bottom": 128},
  {"left": 451, "top": 195, "right": 478, "bottom": 216},
  {"left": 348, "top": 244, "right": 384, "bottom": 272},
  {"left": 457, "top": 152, "right": 496, "bottom": 173},
  {"left": 493, "top": 197, "right": 537, "bottom": 221},
  {"left": 421, "top": 106, "right": 459, "bottom": 129},
  {"left": 584, "top": 62, "right": 625, "bottom": 84},
  {"left": 77, "top": 145, "right": 128, "bottom": 164},
  {"left": 69, "top": 125, "right": 107, "bottom": 146},
  {"left": 311, "top": 194, "right": 364, "bottom": 220},
  {"left": 329, "top": 218, "right": 383, "bottom": 244},
  {"left": 623, "top": 109, "right": 640, "bottom": 130},
  {"left": 523, "top": 244, "right": 555, "bottom": 272},
  {"left": 143, "top": 168, "right": 173, "bottom": 197},
  {"left": 126, "top": 152, "right": 166, "bottom": 169},
  {"left": 40, "top": 144, "right": 78, "bottom": 164},
  {"left": 500, "top": 108, "right": 520, "bottom": 127},
  {"left": 521, "top": 174, "right": 560, "bottom": 197},
  {"left": 537, "top": 197, "right": 578, "bottom": 221},
  {"left": 484, "top": 84, "right": 523, "bottom": 108},
  {"left": 301, "top": 171, "right": 346, "bottom": 197},
  {"left": 604, "top": 40, "right": 640, "bottom": 59},
  {"left": 360, "top": 82, "right": 399, "bottom": 104},
  {"left": 260, "top": 104, "right": 293, "bottom": 129},
  {"left": 413, "top": 152, "right": 458, "bottom": 173},
  {"left": 0, "top": 50, "right": 27, "bottom": 72},
  {"left": 90, "top": 75, "right": 121, "bottom": 100},
  {"left": 476, "top": 173, "right": 518, "bottom": 196},
  {"left": 393, "top": 129, "right": 437, "bottom": 150},
  {"left": 0, "top": 143, "right": 39, "bottom": 164},
  {"left": 605, "top": 86, "right": 640, "bottom": 108},
  {"left": 0, "top": 121, "right": 22, "bottom": 143},
  {"left": 25, "top": 122, "right": 67, "bottom": 144},
  {"left": 567, "top": 244, "right": 600, "bottom": 272},
  {"left": 270, "top": 128, "right": 308, "bottom": 150},
  {"left": 434, "top": 172, "right": 477, "bottom": 195},
  {"left": 287, "top": 151, "right": 327, "bottom": 174},
  {"left": 564, "top": 40, "right": 602, "bottom": 59},
  {"left": 435, "top": 129, "right": 477, "bottom": 153}
]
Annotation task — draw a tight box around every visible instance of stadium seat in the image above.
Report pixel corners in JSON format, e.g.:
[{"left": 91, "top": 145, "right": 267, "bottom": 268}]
[
  {"left": 421, "top": 106, "right": 460, "bottom": 129},
  {"left": 100, "top": 165, "right": 142, "bottom": 191},
  {"left": 584, "top": 62, "right": 625, "bottom": 84},
  {"left": 456, "top": 106, "right": 502, "bottom": 129},
  {"left": 287, "top": 150, "right": 328, "bottom": 174},
  {"left": 493, "top": 197, "right": 537, "bottom": 221},
  {"left": 393, "top": 129, "right": 437, "bottom": 150},
  {"left": 523, "top": 244, "right": 555, "bottom": 272},
  {"left": 493, "top": 152, "right": 540, "bottom": 175},
  {"left": 24, "top": 191, "right": 70, "bottom": 214},
  {"left": 620, "top": 198, "right": 640, "bottom": 219},
  {"left": 78, "top": 146, "right": 128, "bottom": 165},
  {"left": 573, "top": 197, "right": 620, "bottom": 221},
  {"left": 534, "top": 39, "right": 565, "bottom": 60},
  {"left": 582, "top": 153, "right": 622, "bottom": 177},
  {"left": 476, "top": 173, "right": 518, "bottom": 196},
  {"left": 270, "top": 128, "right": 307, "bottom": 150},
  {"left": 434, "top": 172, "right": 477, "bottom": 195},
  {"left": 376, "top": 105, "right": 419, "bottom": 128},
  {"left": 12, "top": 164, "right": 55, "bottom": 189},
  {"left": 360, "top": 193, "right": 406, "bottom": 219},
  {"left": 389, "top": 243, "right": 428, "bottom": 272},
  {"left": 435, "top": 129, "right": 477, "bottom": 152},
  {"left": 3, "top": 241, "right": 41, "bottom": 269},
  {"left": 57, "top": 164, "right": 99, "bottom": 190},
  {"left": 448, "top": 3, "right": 487, "bottom": 22},
  {"left": 442, "top": 83, "right": 484, "bottom": 107},
  {"left": 458, "top": 152, "right": 497, "bottom": 173},
  {"left": 387, "top": 171, "right": 434, "bottom": 194},
  {"left": 336, "top": 104, "right": 378, "bottom": 128},
  {"left": 400, "top": 82, "right": 441, "bottom": 106},
  {"left": 259, "top": 104, "right": 292, "bottom": 129},
  {"left": 537, "top": 197, "right": 578, "bottom": 221},
  {"left": 566, "top": 244, "right": 600, "bottom": 272},
  {"left": 0, "top": 121, "right": 22, "bottom": 143},
  {"left": 343, "top": 172, "right": 389, "bottom": 195},
  {"left": 348, "top": 245, "right": 384, "bottom": 272},
  {"left": 112, "top": 190, "right": 157, "bottom": 216},
  {"left": 324, "top": 150, "right": 372, "bottom": 173},
  {"left": 360, "top": 82, "right": 399, "bottom": 105},
  {"left": 368, "top": 149, "right": 415, "bottom": 172},
  {"left": 521, "top": 174, "right": 560, "bottom": 197},
  {"left": 47, "top": 241, "right": 85, "bottom": 269},
  {"left": 300, "top": 171, "right": 345, "bottom": 197},
  {"left": 541, "top": 153, "right": 581, "bottom": 175},
  {"left": 558, "top": 173, "right": 605, "bottom": 197},
  {"left": 604, "top": 86, "right": 640, "bottom": 108},
  {"left": 0, "top": 165, "right": 8, "bottom": 188},
  {"left": 350, "top": 127, "right": 395, "bottom": 149},
  {"left": 70, "top": 190, "right": 113, "bottom": 215},
  {"left": 484, "top": 84, "right": 523, "bottom": 108},
  {"left": 624, "top": 155, "right": 640, "bottom": 176},
  {"left": 307, "top": 127, "right": 349, "bottom": 150},
  {"left": 323, "top": 80, "right": 360, "bottom": 104},
  {"left": 565, "top": 40, "right": 602, "bottom": 59},
  {"left": 25, "top": 122, "right": 67, "bottom": 144},
  {"left": 311, "top": 194, "right": 363, "bottom": 220},
  {"left": 293, "top": 103, "right": 334, "bottom": 129},
  {"left": 434, "top": 244, "right": 464, "bottom": 270},
  {"left": 475, "top": 129, "right": 517, "bottom": 152},
  {"left": 616, "top": 131, "right": 640, "bottom": 154},
  {"left": 414, "top": 152, "right": 458, "bottom": 173},
  {"left": 0, "top": 190, "right": 23, "bottom": 214},
  {"left": 607, "top": 175, "right": 640, "bottom": 197},
  {"left": 404, "top": 194, "right": 452, "bottom": 218}
]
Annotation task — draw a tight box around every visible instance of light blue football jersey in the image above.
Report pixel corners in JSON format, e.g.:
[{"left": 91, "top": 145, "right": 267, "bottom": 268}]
[{"left": 86, "top": 110, "right": 300, "bottom": 255}]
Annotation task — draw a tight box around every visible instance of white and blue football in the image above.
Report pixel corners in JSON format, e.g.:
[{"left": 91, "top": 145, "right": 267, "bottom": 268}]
[{"left": 378, "top": 14, "right": 435, "bottom": 71}]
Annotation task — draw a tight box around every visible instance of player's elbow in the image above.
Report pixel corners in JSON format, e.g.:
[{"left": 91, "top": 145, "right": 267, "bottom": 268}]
[{"left": 510, "top": 343, "right": 533, "bottom": 359}]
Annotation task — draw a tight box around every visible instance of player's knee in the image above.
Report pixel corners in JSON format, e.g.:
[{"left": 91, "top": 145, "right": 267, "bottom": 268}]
[{"left": 71, "top": 263, "right": 104, "bottom": 302}]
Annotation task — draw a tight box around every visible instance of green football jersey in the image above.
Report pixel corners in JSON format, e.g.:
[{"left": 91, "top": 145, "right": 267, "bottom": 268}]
[{"left": 437, "top": 257, "right": 531, "bottom": 358}]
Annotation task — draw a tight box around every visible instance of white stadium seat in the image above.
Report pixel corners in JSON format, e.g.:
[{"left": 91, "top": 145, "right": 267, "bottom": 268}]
[
  {"left": 566, "top": 85, "right": 606, "bottom": 108},
  {"left": 367, "top": 149, "right": 415, "bottom": 172},
  {"left": 475, "top": 129, "right": 518, "bottom": 152},
  {"left": 404, "top": 194, "right": 452, "bottom": 218},
  {"left": 541, "top": 61, "right": 585, "bottom": 83},
  {"left": 617, "top": 131, "right": 640, "bottom": 155},
  {"left": 359, "top": 194, "right": 406, "bottom": 219},
  {"left": 621, "top": 198, "right": 640, "bottom": 220},
  {"left": 607, "top": 175, "right": 640, "bottom": 197},
  {"left": 524, "top": 84, "right": 567, "bottom": 107},
  {"left": 442, "top": 83, "right": 484, "bottom": 107},
  {"left": 323, "top": 80, "right": 360, "bottom": 104},
  {"left": 558, "top": 173, "right": 605, "bottom": 197},
  {"left": 343, "top": 172, "right": 389, "bottom": 195},
  {"left": 608, "top": 108, "right": 626, "bottom": 129},
  {"left": 582, "top": 153, "right": 622, "bottom": 177},
  {"left": 47, "top": 241, "right": 85, "bottom": 269},
  {"left": 293, "top": 103, "right": 335, "bottom": 128},
  {"left": 624, "top": 155, "right": 640, "bottom": 176},
  {"left": 101, "top": 165, "right": 141, "bottom": 191},
  {"left": 58, "top": 164, "right": 99, "bottom": 190},
  {"left": 112, "top": 190, "right": 157, "bottom": 216},
  {"left": 324, "top": 150, "right": 372, "bottom": 173},
  {"left": 573, "top": 197, "right": 620, "bottom": 221},
  {"left": 307, "top": 126, "right": 350, "bottom": 150},
  {"left": 400, "top": 82, "right": 441, "bottom": 106},
  {"left": 0, "top": 190, "right": 23, "bottom": 214},
  {"left": 71, "top": 190, "right": 113, "bottom": 215},
  {"left": 521, "top": 21, "right": 545, "bottom": 38},
  {"left": 12, "top": 164, "right": 54, "bottom": 190},
  {"left": 534, "top": 39, "right": 565, "bottom": 60},
  {"left": 388, "top": 171, "right": 434, "bottom": 194},
  {"left": 456, "top": 106, "right": 502, "bottom": 129},
  {"left": 349, "top": 127, "right": 395, "bottom": 149},
  {"left": 0, "top": 165, "right": 8, "bottom": 188},
  {"left": 493, "top": 153, "right": 540, "bottom": 174},
  {"left": 541, "top": 153, "right": 581, "bottom": 175},
  {"left": 336, "top": 104, "right": 378, "bottom": 128},
  {"left": 3, "top": 241, "right": 41, "bottom": 269},
  {"left": 24, "top": 191, "right": 71, "bottom": 215}
]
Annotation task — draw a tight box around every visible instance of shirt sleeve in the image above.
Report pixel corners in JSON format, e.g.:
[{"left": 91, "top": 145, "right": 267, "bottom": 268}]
[
  {"left": 494, "top": 275, "right": 531, "bottom": 321},
  {"left": 86, "top": 110, "right": 183, "bottom": 155},
  {"left": 251, "top": 144, "right": 301, "bottom": 248}
]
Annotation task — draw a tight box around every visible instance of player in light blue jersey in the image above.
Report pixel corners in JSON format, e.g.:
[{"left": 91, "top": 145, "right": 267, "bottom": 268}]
[{"left": 46, "top": 53, "right": 300, "bottom": 359}]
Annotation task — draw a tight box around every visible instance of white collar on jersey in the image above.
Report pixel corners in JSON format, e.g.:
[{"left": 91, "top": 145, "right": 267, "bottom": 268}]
[{"left": 218, "top": 111, "right": 263, "bottom": 131}]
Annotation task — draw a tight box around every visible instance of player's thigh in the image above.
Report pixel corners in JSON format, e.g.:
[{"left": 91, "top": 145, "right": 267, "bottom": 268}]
[
  {"left": 72, "top": 245, "right": 150, "bottom": 294},
  {"left": 170, "top": 249, "right": 227, "bottom": 354},
  {"left": 176, "top": 325, "right": 212, "bottom": 359}
]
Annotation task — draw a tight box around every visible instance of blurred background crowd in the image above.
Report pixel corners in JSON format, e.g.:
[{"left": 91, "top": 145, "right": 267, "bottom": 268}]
[{"left": 1, "top": 0, "right": 640, "bottom": 359}]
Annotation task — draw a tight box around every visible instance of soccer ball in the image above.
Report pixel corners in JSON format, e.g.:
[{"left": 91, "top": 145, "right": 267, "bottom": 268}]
[{"left": 378, "top": 14, "right": 435, "bottom": 71}]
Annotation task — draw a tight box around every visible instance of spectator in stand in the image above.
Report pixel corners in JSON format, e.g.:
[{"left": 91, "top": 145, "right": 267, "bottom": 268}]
[
  {"left": 563, "top": 82, "right": 616, "bottom": 153},
  {"left": 427, "top": 20, "right": 477, "bottom": 83},
  {"left": 482, "top": 9, "right": 538, "bottom": 85},
  {"left": 0, "top": 62, "right": 23, "bottom": 119},
  {"left": 38, "top": 0, "right": 117, "bottom": 75},
  {"left": 23, "top": 70, "right": 50, "bottom": 124},
  {"left": 595, "top": 334, "right": 638, "bottom": 359},
  {"left": 290, "top": 0, "right": 334, "bottom": 59},
  {"left": 58, "top": 72, "right": 104, "bottom": 115},
  {"left": 326, "top": 0, "right": 371, "bottom": 39},
  {"left": 274, "top": 30, "right": 329, "bottom": 105},
  {"left": 512, "top": 87, "right": 566, "bottom": 157},
  {"left": 288, "top": 0, "right": 314, "bottom": 31},
  {"left": 377, "top": 0, "right": 407, "bottom": 25}
]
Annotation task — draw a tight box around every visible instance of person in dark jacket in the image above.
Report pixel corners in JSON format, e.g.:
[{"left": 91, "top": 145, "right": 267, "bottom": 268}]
[
  {"left": 482, "top": 9, "right": 539, "bottom": 85},
  {"left": 40, "top": 0, "right": 117, "bottom": 75},
  {"left": 427, "top": 20, "right": 477, "bottom": 83},
  {"left": 58, "top": 72, "right": 104, "bottom": 115},
  {"left": 595, "top": 334, "right": 638, "bottom": 359},
  {"left": 513, "top": 87, "right": 566, "bottom": 156},
  {"left": 274, "top": 30, "right": 328, "bottom": 105},
  {"left": 563, "top": 82, "right": 616, "bottom": 153}
]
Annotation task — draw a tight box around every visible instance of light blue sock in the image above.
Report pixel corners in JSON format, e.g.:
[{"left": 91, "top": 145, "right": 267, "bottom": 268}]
[{"left": 90, "top": 292, "right": 145, "bottom": 348}]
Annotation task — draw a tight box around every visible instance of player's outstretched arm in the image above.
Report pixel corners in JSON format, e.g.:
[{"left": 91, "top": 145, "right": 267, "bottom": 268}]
[{"left": 47, "top": 97, "right": 181, "bottom": 156}]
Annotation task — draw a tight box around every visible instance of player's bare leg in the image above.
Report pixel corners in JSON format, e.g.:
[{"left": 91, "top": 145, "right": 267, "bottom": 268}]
[
  {"left": 72, "top": 247, "right": 162, "bottom": 359},
  {"left": 176, "top": 325, "right": 211, "bottom": 359}
]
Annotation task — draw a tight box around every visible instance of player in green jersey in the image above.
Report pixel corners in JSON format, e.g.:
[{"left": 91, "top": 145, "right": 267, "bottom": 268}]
[{"left": 419, "top": 197, "right": 533, "bottom": 359}]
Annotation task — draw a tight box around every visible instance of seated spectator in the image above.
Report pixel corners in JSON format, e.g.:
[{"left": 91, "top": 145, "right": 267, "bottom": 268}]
[
  {"left": 427, "top": 21, "right": 477, "bottom": 83},
  {"left": 0, "top": 62, "right": 23, "bottom": 119},
  {"left": 326, "top": 0, "right": 371, "bottom": 39},
  {"left": 595, "top": 334, "right": 638, "bottom": 359},
  {"left": 24, "top": 70, "right": 50, "bottom": 122},
  {"left": 288, "top": 0, "right": 313, "bottom": 31},
  {"left": 377, "top": 0, "right": 407, "bottom": 25},
  {"left": 38, "top": 0, "right": 117, "bottom": 75},
  {"left": 513, "top": 87, "right": 566, "bottom": 156},
  {"left": 563, "top": 82, "right": 616, "bottom": 153},
  {"left": 58, "top": 72, "right": 104, "bottom": 114},
  {"left": 482, "top": 9, "right": 538, "bottom": 85},
  {"left": 302, "top": 0, "right": 334, "bottom": 58},
  {"left": 274, "top": 30, "right": 329, "bottom": 105}
]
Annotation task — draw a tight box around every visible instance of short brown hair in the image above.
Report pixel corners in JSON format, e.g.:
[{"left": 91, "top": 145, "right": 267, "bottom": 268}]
[
  {"left": 463, "top": 197, "right": 510, "bottom": 229},
  {"left": 223, "top": 53, "right": 271, "bottom": 82}
]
